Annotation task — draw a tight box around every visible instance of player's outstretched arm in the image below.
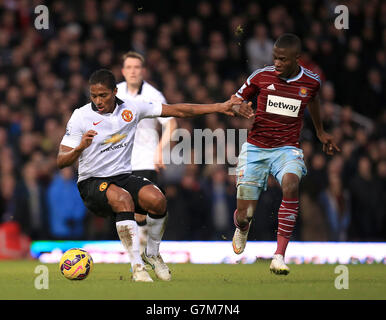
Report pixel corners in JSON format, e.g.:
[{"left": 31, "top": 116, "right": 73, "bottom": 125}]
[
  {"left": 160, "top": 95, "right": 254, "bottom": 119},
  {"left": 154, "top": 118, "right": 178, "bottom": 172},
  {"left": 57, "top": 130, "right": 97, "bottom": 168},
  {"left": 307, "top": 94, "right": 340, "bottom": 155}
]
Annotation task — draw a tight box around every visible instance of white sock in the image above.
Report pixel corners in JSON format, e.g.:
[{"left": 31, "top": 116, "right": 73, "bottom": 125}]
[
  {"left": 116, "top": 220, "right": 143, "bottom": 268},
  {"left": 138, "top": 224, "right": 148, "bottom": 254},
  {"left": 146, "top": 213, "right": 168, "bottom": 257}
]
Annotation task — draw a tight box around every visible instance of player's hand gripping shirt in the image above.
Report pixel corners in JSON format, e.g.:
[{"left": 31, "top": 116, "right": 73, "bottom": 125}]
[
  {"left": 61, "top": 98, "right": 162, "bottom": 182},
  {"left": 236, "top": 65, "right": 321, "bottom": 148}
]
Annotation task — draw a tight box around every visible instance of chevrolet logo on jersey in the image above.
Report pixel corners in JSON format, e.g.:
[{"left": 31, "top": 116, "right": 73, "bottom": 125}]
[
  {"left": 100, "top": 133, "right": 129, "bottom": 153},
  {"left": 103, "top": 133, "right": 127, "bottom": 145}
]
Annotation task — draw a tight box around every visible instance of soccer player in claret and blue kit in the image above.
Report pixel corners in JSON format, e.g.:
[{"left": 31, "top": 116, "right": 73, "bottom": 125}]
[{"left": 232, "top": 33, "right": 340, "bottom": 275}]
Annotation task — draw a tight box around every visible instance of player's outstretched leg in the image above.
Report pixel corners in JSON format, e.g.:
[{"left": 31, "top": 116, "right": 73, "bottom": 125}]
[
  {"left": 138, "top": 185, "right": 171, "bottom": 281},
  {"left": 270, "top": 173, "right": 300, "bottom": 275},
  {"left": 232, "top": 209, "right": 251, "bottom": 254},
  {"left": 270, "top": 254, "right": 290, "bottom": 275},
  {"left": 116, "top": 213, "right": 153, "bottom": 282},
  {"left": 270, "top": 197, "right": 298, "bottom": 276},
  {"left": 108, "top": 184, "right": 153, "bottom": 282},
  {"left": 232, "top": 197, "right": 258, "bottom": 254},
  {"left": 141, "top": 212, "right": 171, "bottom": 281}
]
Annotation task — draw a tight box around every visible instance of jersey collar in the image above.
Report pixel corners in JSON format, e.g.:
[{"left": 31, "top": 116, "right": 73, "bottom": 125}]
[
  {"left": 125, "top": 80, "right": 144, "bottom": 96},
  {"left": 91, "top": 97, "right": 124, "bottom": 113},
  {"left": 137, "top": 80, "right": 144, "bottom": 94},
  {"left": 280, "top": 66, "right": 304, "bottom": 83}
]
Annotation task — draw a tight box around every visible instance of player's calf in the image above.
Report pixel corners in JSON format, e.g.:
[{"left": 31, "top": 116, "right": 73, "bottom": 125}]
[{"left": 232, "top": 209, "right": 251, "bottom": 254}]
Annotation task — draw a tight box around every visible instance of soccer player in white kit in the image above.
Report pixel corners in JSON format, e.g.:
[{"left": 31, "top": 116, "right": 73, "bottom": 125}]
[
  {"left": 57, "top": 69, "right": 253, "bottom": 282},
  {"left": 117, "top": 51, "right": 177, "bottom": 254}
]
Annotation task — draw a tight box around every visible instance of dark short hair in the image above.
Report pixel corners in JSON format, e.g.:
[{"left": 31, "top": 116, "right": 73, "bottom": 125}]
[
  {"left": 274, "top": 33, "right": 301, "bottom": 53},
  {"left": 89, "top": 69, "right": 116, "bottom": 90}
]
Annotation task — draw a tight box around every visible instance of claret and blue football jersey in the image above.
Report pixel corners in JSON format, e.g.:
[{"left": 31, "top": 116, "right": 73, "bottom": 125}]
[{"left": 236, "top": 65, "right": 321, "bottom": 148}]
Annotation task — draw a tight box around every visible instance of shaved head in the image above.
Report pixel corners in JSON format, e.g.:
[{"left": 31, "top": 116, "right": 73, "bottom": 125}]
[
  {"left": 274, "top": 33, "right": 301, "bottom": 54},
  {"left": 272, "top": 33, "right": 302, "bottom": 79}
]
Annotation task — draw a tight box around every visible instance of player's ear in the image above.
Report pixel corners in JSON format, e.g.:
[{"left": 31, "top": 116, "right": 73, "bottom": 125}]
[
  {"left": 295, "top": 53, "right": 301, "bottom": 64},
  {"left": 113, "top": 87, "right": 118, "bottom": 95}
]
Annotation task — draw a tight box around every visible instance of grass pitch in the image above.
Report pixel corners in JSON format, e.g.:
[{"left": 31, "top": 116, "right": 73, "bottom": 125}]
[{"left": 0, "top": 260, "right": 385, "bottom": 300}]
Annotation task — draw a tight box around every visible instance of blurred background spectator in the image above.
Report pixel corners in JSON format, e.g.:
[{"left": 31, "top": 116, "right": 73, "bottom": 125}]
[
  {"left": 46, "top": 166, "right": 87, "bottom": 239},
  {"left": 0, "top": 0, "right": 384, "bottom": 242}
]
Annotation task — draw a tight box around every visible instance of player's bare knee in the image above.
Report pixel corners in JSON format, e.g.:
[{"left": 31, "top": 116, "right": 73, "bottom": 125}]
[
  {"left": 107, "top": 186, "right": 134, "bottom": 212},
  {"left": 139, "top": 185, "right": 167, "bottom": 215},
  {"left": 281, "top": 181, "right": 299, "bottom": 197},
  {"left": 150, "top": 193, "right": 167, "bottom": 215},
  {"left": 281, "top": 174, "right": 299, "bottom": 197}
]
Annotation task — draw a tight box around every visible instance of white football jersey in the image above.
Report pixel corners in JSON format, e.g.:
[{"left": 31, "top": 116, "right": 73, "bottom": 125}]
[
  {"left": 61, "top": 98, "right": 162, "bottom": 182},
  {"left": 116, "top": 80, "right": 173, "bottom": 171}
]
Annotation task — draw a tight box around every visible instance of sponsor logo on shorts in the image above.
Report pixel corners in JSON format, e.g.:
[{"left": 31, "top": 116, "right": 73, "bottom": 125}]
[
  {"left": 266, "top": 95, "right": 301, "bottom": 117},
  {"left": 99, "top": 182, "right": 108, "bottom": 192}
]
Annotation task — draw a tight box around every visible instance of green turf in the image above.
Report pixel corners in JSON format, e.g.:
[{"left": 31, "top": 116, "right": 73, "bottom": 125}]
[{"left": 0, "top": 260, "right": 385, "bottom": 300}]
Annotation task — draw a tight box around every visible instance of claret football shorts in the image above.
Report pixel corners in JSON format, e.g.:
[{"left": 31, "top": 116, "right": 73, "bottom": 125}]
[{"left": 236, "top": 142, "right": 307, "bottom": 200}]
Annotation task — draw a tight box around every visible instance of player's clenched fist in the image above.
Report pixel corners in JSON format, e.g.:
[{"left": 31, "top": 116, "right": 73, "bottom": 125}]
[{"left": 78, "top": 130, "right": 98, "bottom": 151}]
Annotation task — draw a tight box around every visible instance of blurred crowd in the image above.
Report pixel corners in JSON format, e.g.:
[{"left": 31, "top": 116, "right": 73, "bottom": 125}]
[{"left": 0, "top": 0, "right": 385, "bottom": 243}]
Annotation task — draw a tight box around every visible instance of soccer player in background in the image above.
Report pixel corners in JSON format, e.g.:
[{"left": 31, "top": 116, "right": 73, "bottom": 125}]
[
  {"left": 117, "top": 51, "right": 177, "bottom": 254},
  {"left": 57, "top": 69, "right": 253, "bottom": 282},
  {"left": 232, "top": 33, "right": 340, "bottom": 275}
]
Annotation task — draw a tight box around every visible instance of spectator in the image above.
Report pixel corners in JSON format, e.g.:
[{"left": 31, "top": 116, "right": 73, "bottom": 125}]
[
  {"left": 203, "top": 164, "right": 236, "bottom": 240},
  {"left": 360, "top": 69, "right": 385, "bottom": 119},
  {"left": 12, "top": 161, "right": 49, "bottom": 240},
  {"left": 348, "top": 156, "right": 384, "bottom": 240},
  {"left": 319, "top": 173, "right": 351, "bottom": 241},
  {"left": 336, "top": 53, "right": 364, "bottom": 114},
  {"left": 0, "top": 173, "right": 16, "bottom": 223},
  {"left": 46, "top": 166, "right": 87, "bottom": 239},
  {"left": 245, "top": 23, "right": 274, "bottom": 72}
]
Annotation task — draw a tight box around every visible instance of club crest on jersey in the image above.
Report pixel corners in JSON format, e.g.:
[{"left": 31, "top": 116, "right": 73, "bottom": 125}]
[
  {"left": 99, "top": 182, "right": 108, "bottom": 192},
  {"left": 122, "top": 109, "right": 133, "bottom": 122},
  {"left": 299, "top": 87, "right": 308, "bottom": 97}
]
